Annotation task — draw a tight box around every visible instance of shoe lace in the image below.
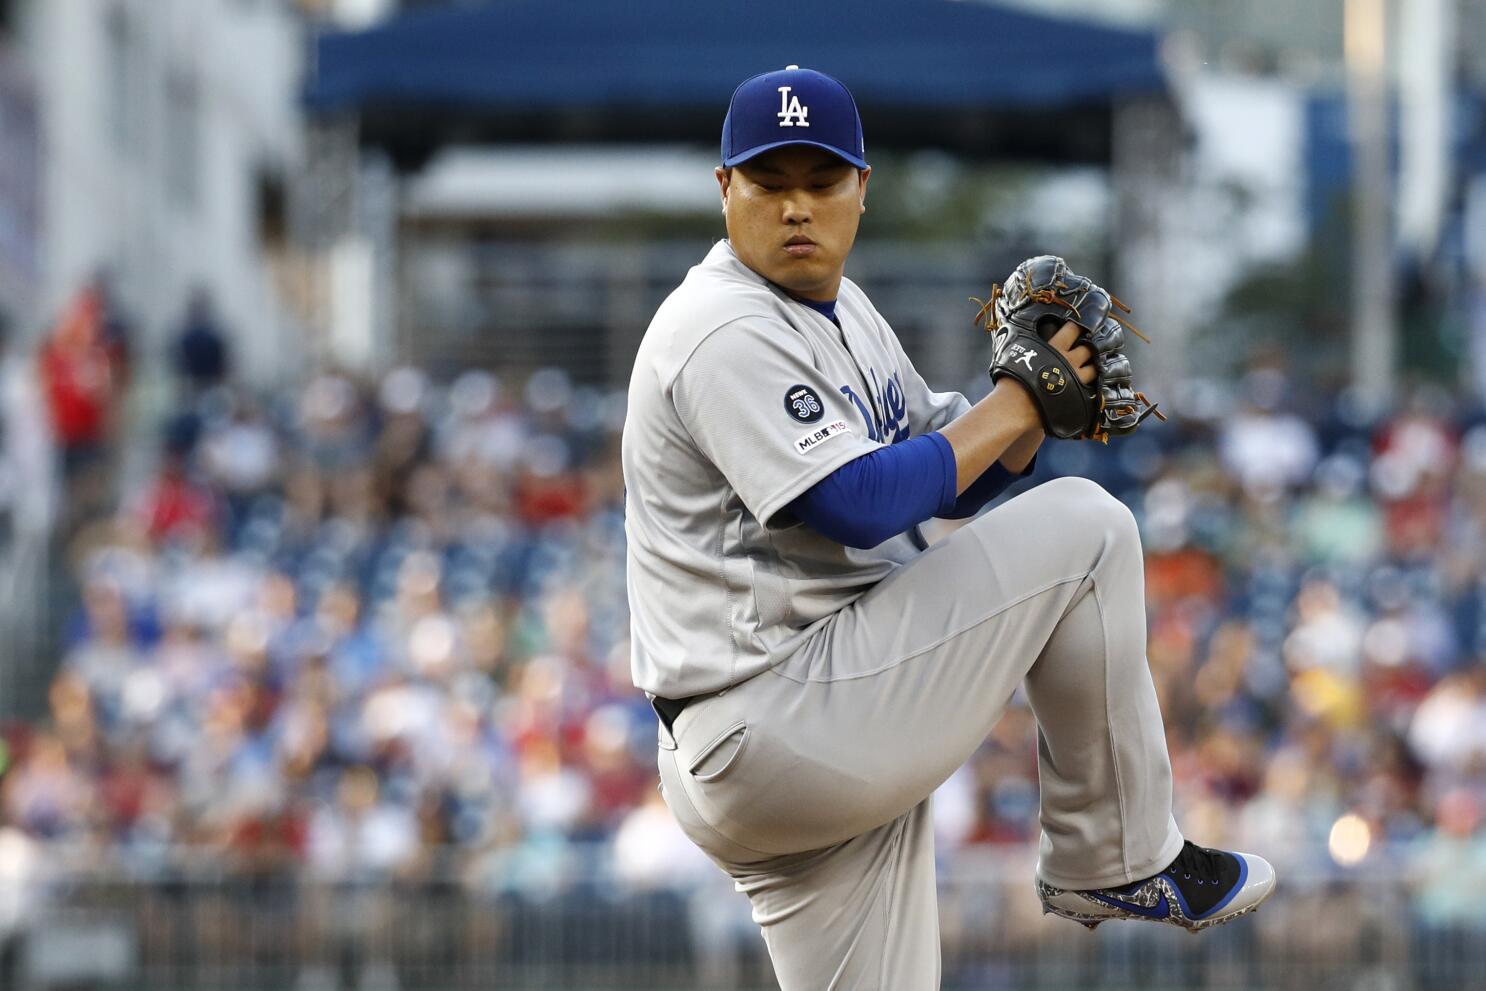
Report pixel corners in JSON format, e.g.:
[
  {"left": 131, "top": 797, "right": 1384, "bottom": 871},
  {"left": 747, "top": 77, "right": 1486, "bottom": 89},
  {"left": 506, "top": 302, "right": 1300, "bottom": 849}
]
[{"left": 1166, "top": 841, "right": 1224, "bottom": 886}]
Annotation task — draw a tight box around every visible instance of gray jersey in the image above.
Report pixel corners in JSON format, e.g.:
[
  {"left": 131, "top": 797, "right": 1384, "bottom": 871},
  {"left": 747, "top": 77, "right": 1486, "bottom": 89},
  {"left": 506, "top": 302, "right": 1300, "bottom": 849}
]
[{"left": 623, "top": 239, "right": 970, "bottom": 698}]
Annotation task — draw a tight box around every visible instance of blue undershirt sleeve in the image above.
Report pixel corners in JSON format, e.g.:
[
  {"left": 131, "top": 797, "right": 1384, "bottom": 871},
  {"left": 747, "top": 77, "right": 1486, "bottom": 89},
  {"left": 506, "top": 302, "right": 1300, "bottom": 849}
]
[
  {"left": 786, "top": 432, "right": 958, "bottom": 549},
  {"left": 941, "top": 451, "right": 1039, "bottom": 519}
]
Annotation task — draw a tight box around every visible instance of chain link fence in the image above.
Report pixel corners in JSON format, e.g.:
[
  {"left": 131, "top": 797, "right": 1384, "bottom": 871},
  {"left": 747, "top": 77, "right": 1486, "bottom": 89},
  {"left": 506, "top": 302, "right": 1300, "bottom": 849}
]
[{"left": 3, "top": 846, "right": 1481, "bottom": 990}]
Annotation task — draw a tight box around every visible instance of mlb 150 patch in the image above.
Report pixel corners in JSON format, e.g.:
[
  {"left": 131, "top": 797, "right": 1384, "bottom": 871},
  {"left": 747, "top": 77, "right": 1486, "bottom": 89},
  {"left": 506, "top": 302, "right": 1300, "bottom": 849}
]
[
  {"left": 785, "top": 384, "right": 825, "bottom": 423},
  {"left": 794, "top": 420, "right": 850, "bottom": 454}
]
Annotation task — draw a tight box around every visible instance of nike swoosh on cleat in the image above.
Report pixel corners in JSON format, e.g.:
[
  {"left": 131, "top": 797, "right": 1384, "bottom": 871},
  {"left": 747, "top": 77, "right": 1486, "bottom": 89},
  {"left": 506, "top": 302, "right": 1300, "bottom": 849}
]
[{"left": 1088, "top": 890, "right": 1170, "bottom": 919}]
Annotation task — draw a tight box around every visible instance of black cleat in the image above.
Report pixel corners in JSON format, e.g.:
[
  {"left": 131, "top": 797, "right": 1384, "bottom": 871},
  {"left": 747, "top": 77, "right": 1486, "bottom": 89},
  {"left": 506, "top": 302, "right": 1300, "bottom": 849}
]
[{"left": 1037, "top": 841, "right": 1275, "bottom": 933}]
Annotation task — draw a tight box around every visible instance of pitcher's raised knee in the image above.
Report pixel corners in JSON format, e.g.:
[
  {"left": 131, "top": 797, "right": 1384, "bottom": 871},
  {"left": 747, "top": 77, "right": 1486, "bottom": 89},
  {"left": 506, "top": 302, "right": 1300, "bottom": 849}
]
[{"left": 1035, "top": 476, "right": 1140, "bottom": 550}]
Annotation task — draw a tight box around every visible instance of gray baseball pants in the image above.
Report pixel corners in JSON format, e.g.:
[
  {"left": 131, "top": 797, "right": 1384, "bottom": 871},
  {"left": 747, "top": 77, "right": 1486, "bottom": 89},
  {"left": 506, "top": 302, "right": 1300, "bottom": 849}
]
[{"left": 655, "top": 476, "right": 1185, "bottom": 989}]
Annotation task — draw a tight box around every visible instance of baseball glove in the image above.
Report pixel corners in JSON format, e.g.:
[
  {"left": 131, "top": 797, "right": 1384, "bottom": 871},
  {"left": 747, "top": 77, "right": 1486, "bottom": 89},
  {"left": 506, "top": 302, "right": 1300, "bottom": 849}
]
[{"left": 975, "top": 255, "right": 1164, "bottom": 443}]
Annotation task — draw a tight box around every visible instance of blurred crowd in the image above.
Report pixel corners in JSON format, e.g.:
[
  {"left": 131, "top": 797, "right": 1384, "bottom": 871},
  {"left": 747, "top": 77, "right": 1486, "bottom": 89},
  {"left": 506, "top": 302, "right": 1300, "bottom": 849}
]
[
  {"left": 931, "top": 366, "right": 1486, "bottom": 928},
  {"left": 3, "top": 283, "right": 660, "bottom": 891},
  {"left": 4, "top": 293, "right": 1486, "bottom": 926}
]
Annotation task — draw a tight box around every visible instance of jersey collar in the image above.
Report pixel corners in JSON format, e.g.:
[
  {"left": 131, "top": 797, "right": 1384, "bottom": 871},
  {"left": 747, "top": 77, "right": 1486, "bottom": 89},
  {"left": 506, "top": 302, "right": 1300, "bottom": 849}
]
[{"left": 710, "top": 240, "right": 841, "bottom": 323}]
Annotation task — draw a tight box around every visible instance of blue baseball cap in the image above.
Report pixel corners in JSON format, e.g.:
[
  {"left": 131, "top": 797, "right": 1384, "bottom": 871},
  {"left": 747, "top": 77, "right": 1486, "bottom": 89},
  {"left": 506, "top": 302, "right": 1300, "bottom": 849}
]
[{"left": 721, "top": 65, "right": 868, "bottom": 171}]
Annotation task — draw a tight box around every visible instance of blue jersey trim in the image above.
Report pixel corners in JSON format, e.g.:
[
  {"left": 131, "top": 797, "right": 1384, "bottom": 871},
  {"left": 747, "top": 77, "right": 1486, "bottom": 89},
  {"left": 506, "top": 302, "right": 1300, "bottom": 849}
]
[{"left": 791, "top": 294, "right": 838, "bottom": 323}]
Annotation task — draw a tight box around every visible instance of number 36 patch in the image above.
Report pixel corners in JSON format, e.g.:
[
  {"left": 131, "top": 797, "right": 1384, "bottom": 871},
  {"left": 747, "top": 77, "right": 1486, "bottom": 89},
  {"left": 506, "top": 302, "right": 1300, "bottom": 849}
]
[{"left": 784, "top": 384, "right": 824, "bottom": 423}]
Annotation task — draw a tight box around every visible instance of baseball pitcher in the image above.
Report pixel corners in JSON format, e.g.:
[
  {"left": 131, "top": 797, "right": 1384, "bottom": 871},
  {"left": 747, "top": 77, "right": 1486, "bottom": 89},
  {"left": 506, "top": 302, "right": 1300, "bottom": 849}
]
[{"left": 621, "top": 65, "right": 1274, "bottom": 989}]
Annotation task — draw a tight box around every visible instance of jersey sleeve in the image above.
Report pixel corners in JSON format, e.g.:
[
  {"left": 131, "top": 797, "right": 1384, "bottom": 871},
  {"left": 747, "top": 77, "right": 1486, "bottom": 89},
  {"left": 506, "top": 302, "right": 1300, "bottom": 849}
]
[{"left": 671, "top": 318, "right": 881, "bottom": 528}]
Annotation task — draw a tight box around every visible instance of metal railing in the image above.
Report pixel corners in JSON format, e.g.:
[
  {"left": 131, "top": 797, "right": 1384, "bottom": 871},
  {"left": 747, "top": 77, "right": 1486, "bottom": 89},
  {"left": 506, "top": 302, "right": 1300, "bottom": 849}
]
[{"left": 7, "top": 848, "right": 1484, "bottom": 990}]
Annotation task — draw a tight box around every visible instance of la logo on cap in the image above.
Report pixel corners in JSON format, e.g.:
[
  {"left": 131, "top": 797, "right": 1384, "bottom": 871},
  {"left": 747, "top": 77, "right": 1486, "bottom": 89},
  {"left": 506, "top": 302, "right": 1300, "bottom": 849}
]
[
  {"left": 777, "top": 65, "right": 809, "bottom": 128},
  {"left": 720, "top": 64, "right": 865, "bottom": 170}
]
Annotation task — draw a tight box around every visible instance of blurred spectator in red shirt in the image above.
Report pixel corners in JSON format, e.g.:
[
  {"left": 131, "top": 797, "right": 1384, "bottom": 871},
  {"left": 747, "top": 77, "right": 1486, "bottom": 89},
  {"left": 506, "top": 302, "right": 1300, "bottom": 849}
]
[
  {"left": 39, "top": 277, "right": 133, "bottom": 533},
  {"left": 38, "top": 286, "right": 115, "bottom": 476},
  {"left": 134, "top": 442, "right": 216, "bottom": 545}
]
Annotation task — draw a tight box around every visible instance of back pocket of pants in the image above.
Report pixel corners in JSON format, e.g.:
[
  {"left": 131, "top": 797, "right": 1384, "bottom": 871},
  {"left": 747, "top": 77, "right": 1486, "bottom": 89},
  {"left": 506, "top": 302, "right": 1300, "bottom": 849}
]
[{"left": 687, "top": 722, "right": 749, "bottom": 782}]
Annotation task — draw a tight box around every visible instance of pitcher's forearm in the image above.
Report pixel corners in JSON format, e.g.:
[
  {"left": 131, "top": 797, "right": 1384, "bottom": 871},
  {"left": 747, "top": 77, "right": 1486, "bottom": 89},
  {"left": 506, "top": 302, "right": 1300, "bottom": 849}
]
[
  {"left": 938, "top": 381, "right": 1042, "bottom": 493},
  {"left": 999, "top": 427, "right": 1044, "bottom": 475}
]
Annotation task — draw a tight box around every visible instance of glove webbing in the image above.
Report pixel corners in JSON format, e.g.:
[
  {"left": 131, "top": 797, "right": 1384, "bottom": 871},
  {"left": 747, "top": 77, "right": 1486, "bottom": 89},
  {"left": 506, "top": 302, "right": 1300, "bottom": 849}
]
[{"left": 972, "top": 283, "right": 1167, "bottom": 444}]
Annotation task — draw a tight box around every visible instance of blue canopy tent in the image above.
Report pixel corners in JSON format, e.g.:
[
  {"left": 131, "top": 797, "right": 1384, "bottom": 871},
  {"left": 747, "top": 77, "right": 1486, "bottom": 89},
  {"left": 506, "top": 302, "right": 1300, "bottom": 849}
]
[
  {"left": 300, "top": 1, "right": 1186, "bottom": 384},
  {"left": 305, "top": 0, "right": 1172, "bottom": 170}
]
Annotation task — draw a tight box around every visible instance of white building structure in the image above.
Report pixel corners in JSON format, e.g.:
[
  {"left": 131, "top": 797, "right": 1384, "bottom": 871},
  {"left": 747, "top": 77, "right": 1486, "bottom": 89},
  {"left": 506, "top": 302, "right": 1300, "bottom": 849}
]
[{"left": 12, "top": 0, "right": 306, "bottom": 379}]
